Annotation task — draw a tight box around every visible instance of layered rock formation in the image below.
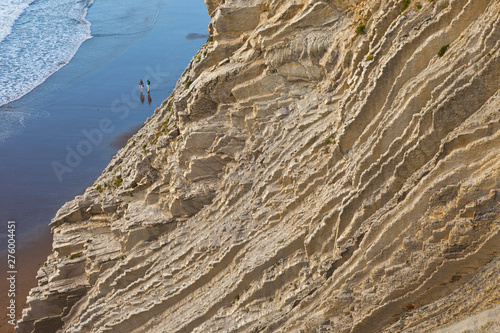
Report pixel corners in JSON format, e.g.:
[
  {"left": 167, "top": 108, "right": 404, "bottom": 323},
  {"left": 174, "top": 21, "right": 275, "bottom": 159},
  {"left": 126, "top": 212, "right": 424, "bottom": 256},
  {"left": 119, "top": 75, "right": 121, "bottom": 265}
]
[{"left": 18, "top": 0, "right": 500, "bottom": 332}]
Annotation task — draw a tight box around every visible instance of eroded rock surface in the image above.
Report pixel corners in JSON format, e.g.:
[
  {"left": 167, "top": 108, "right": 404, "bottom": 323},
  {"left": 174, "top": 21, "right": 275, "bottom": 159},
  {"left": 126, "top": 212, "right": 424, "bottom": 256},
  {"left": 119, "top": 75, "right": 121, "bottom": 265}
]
[{"left": 18, "top": 0, "right": 500, "bottom": 332}]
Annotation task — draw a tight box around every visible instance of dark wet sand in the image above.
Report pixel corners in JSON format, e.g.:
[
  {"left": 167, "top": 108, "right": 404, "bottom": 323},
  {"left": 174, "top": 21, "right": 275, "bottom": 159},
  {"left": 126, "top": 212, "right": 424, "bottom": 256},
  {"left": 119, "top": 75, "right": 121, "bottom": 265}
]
[{"left": 110, "top": 124, "right": 143, "bottom": 149}]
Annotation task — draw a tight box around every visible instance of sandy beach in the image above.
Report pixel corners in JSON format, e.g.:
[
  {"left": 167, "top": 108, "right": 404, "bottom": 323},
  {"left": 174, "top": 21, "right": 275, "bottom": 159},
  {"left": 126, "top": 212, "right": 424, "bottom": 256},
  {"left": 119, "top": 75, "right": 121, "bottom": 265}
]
[{"left": 0, "top": 0, "right": 209, "bottom": 329}]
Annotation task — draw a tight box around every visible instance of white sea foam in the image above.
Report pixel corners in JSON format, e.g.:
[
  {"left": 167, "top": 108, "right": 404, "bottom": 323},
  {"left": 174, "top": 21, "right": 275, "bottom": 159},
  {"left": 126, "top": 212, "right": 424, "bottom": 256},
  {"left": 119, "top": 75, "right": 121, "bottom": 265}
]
[
  {"left": 0, "top": 0, "right": 94, "bottom": 142},
  {"left": 0, "top": 0, "right": 35, "bottom": 43},
  {"left": 0, "top": 108, "right": 35, "bottom": 142},
  {"left": 0, "top": 0, "right": 94, "bottom": 107}
]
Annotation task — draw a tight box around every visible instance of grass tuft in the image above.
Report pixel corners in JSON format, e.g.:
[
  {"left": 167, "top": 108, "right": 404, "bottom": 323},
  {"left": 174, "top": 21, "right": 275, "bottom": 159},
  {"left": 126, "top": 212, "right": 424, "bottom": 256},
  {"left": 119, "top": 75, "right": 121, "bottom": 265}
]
[
  {"left": 438, "top": 44, "right": 449, "bottom": 57},
  {"left": 401, "top": 0, "right": 411, "bottom": 12},
  {"left": 355, "top": 23, "right": 365, "bottom": 34},
  {"left": 114, "top": 177, "right": 123, "bottom": 188}
]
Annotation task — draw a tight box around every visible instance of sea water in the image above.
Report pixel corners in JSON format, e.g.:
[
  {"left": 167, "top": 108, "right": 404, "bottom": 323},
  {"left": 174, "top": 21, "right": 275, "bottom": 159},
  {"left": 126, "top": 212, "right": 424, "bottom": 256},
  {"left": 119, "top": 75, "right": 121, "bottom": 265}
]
[{"left": 0, "top": 0, "right": 94, "bottom": 142}]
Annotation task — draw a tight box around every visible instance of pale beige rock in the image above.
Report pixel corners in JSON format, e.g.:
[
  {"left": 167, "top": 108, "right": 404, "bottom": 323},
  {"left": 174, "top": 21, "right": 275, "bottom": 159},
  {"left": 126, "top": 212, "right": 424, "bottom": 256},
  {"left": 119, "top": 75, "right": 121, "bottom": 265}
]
[
  {"left": 205, "top": 0, "right": 222, "bottom": 17},
  {"left": 17, "top": 0, "right": 500, "bottom": 332}
]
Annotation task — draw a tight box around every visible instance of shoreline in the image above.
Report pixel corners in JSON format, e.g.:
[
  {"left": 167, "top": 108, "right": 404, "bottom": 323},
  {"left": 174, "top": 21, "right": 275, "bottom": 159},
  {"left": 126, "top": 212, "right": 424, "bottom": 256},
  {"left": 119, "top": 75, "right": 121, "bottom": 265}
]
[
  {"left": 110, "top": 124, "right": 144, "bottom": 149},
  {"left": 0, "top": 0, "right": 209, "bottom": 327}
]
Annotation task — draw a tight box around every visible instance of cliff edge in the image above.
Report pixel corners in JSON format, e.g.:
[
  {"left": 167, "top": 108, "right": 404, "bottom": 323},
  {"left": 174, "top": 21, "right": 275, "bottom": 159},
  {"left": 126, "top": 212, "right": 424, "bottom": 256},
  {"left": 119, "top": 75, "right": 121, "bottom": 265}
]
[{"left": 18, "top": 0, "right": 500, "bottom": 332}]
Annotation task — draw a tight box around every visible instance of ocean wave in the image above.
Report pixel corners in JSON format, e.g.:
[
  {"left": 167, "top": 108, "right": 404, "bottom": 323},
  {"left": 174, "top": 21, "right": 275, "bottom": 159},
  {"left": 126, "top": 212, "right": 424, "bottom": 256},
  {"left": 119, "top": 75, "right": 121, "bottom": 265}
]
[
  {"left": 0, "top": 0, "right": 94, "bottom": 108},
  {"left": 0, "top": 0, "right": 36, "bottom": 43}
]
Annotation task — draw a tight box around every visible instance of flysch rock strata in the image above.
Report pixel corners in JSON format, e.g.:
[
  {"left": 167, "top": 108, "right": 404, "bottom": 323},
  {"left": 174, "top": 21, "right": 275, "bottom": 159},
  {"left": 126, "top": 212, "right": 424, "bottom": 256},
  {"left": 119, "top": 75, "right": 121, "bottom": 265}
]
[{"left": 17, "top": 0, "right": 500, "bottom": 332}]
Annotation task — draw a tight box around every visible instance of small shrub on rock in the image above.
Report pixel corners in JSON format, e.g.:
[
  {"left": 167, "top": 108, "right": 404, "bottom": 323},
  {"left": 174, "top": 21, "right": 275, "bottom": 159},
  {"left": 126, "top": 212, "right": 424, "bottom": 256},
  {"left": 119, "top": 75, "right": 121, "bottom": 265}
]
[
  {"left": 355, "top": 23, "right": 365, "bottom": 34},
  {"left": 114, "top": 177, "right": 123, "bottom": 187},
  {"left": 438, "top": 44, "right": 449, "bottom": 57},
  {"left": 401, "top": 0, "right": 411, "bottom": 12}
]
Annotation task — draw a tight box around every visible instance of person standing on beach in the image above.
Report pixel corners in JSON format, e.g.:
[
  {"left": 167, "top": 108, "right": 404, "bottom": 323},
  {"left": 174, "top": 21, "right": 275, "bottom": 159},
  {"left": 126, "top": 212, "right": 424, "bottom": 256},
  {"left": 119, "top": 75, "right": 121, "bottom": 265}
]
[
  {"left": 139, "top": 79, "right": 144, "bottom": 93},
  {"left": 146, "top": 79, "right": 151, "bottom": 93}
]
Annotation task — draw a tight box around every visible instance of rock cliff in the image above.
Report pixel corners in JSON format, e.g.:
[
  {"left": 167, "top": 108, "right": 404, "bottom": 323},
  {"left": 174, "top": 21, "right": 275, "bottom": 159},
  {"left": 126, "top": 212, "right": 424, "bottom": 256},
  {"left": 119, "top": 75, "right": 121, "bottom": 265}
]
[{"left": 18, "top": 0, "right": 500, "bottom": 332}]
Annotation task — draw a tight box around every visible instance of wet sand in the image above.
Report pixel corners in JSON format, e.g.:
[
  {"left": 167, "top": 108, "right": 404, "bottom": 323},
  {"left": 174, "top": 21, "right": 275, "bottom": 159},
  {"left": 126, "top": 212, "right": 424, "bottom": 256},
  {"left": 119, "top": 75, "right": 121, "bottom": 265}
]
[{"left": 110, "top": 124, "right": 143, "bottom": 149}]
